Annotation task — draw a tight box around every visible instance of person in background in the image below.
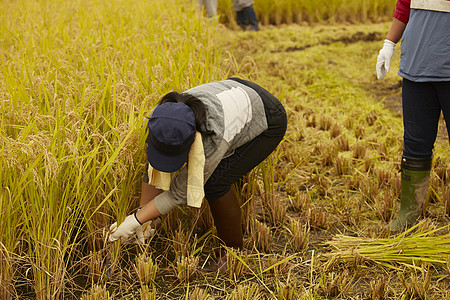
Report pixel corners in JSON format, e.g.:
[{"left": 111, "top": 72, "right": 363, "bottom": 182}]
[
  {"left": 233, "top": 0, "right": 260, "bottom": 31},
  {"left": 109, "top": 78, "right": 287, "bottom": 271},
  {"left": 198, "top": 0, "right": 218, "bottom": 18},
  {"left": 376, "top": 0, "right": 450, "bottom": 232}
]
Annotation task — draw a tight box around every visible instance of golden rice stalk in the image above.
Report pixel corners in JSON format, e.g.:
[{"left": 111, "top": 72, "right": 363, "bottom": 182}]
[
  {"left": 369, "top": 277, "right": 388, "bottom": 300},
  {"left": 251, "top": 219, "right": 272, "bottom": 253},
  {"left": 195, "top": 201, "right": 215, "bottom": 233},
  {"left": 0, "top": 188, "right": 17, "bottom": 300},
  {"left": 226, "top": 249, "right": 247, "bottom": 281},
  {"left": 266, "top": 195, "right": 287, "bottom": 225},
  {"left": 352, "top": 141, "right": 367, "bottom": 159},
  {"left": 264, "top": 255, "right": 290, "bottom": 277},
  {"left": 376, "top": 168, "right": 392, "bottom": 188},
  {"left": 329, "top": 123, "right": 341, "bottom": 139},
  {"left": 80, "top": 285, "right": 110, "bottom": 300},
  {"left": 288, "top": 218, "right": 309, "bottom": 253},
  {"left": 239, "top": 181, "right": 257, "bottom": 235},
  {"left": 334, "top": 154, "right": 350, "bottom": 176},
  {"left": 446, "top": 258, "right": 450, "bottom": 277},
  {"left": 336, "top": 136, "right": 350, "bottom": 152},
  {"left": 318, "top": 270, "right": 354, "bottom": 298},
  {"left": 445, "top": 186, "right": 450, "bottom": 216},
  {"left": 366, "top": 111, "right": 379, "bottom": 126},
  {"left": 226, "top": 282, "right": 260, "bottom": 300},
  {"left": 88, "top": 250, "right": 106, "bottom": 285},
  {"left": 399, "top": 268, "right": 431, "bottom": 299},
  {"left": 135, "top": 253, "right": 158, "bottom": 287},
  {"left": 140, "top": 285, "right": 157, "bottom": 300},
  {"left": 325, "top": 220, "right": 450, "bottom": 270},
  {"left": 296, "top": 192, "right": 311, "bottom": 212},
  {"left": 318, "top": 115, "right": 332, "bottom": 131},
  {"left": 308, "top": 207, "right": 328, "bottom": 230},
  {"left": 189, "top": 286, "right": 212, "bottom": 300},
  {"left": 175, "top": 255, "right": 199, "bottom": 283},
  {"left": 374, "top": 189, "right": 395, "bottom": 223},
  {"left": 277, "top": 280, "right": 304, "bottom": 300},
  {"left": 171, "top": 227, "right": 197, "bottom": 258}
]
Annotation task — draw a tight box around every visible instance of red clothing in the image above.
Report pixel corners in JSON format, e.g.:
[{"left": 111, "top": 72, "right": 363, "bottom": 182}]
[{"left": 394, "top": 0, "right": 411, "bottom": 23}]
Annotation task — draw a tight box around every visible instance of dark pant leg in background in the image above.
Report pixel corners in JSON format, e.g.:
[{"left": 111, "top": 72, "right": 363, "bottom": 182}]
[
  {"left": 236, "top": 9, "right": 249, "bottom": 30},
  {"left": 236, "top": 6, "right": 259, "bottom": 31},
  {"left": 402, "top": 79, "right": 450, "bottom": 159},
  {"left": 244, "top": 6, "right": 259, "bottom": 31}
]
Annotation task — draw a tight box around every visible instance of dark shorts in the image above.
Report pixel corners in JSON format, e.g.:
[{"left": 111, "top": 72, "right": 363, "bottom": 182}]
[
  {"left": 402, "top": 78, "right": 450, "bottom": 159},
  {"left": 204, "top": 78, "right": 287, "bottom": 201}
]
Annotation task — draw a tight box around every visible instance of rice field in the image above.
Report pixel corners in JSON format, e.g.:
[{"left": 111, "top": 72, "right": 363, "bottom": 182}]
[
  {"left": 1, "top": 0, "right": 450, "bottom": 299},
  {"left": 218, "top": 0, "right": 396, "bottom": 26}
]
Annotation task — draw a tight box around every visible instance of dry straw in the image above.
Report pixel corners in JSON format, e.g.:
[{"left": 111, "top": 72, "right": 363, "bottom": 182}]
[
  {"left": 188, "top": 287, "right": 211, "bottom": 300},
  {"left": 325, "top": 220, "right": 450, "bottom": 270},
  {"left": 80, "top": 285, "right": 111, "bottom": 300},
  {"left": 288, "top": 218, "right": 310, "bottom": 253},
  {"left": 226, "top": 282, "right": 260, "bottom": 300},
  {"left": 135, "top": 253, "right": 158, "bottom": 287},
  {"left": 140, "top": 285, "right": 157, "bottom": 300},
  {"left": 175, "top": 255, "right": 199, "bottom": 283},
  {"left": 251, "top": 219, "right": 273, "bottom": 253}
]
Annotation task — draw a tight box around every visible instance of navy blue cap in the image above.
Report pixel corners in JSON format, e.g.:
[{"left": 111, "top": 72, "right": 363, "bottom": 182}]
[{"left": 147, "top": 102, "right": 196, "bottom": 173}]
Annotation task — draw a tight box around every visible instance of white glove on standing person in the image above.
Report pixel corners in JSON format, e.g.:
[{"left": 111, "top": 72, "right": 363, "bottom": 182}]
[
  {"left": 109, "top": 213, "right": 142, "bottom": 243},
  {"left": 376, "top": 39, "right": 396, "bottom": 80}
]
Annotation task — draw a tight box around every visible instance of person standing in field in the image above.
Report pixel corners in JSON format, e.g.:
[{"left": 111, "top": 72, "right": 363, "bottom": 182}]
[
  {"left": 376, "top": 0, "right": 450, "bottom": 231},
  {"left": 198, "top": 0, "right": 218, "bottom": 18},
  {"left": 109, "top": 78, "right": 287, "bottom": 271},
  {"left": 233, "top": 0, "right": 260, "bottom": 31}
]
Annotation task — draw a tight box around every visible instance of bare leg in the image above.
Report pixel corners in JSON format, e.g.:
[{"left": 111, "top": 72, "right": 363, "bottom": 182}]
[
  {"left": 136, "top": 182, "right": 164, "bottom": 224},
  {"left": 139, "top": 182, "right": 163, "bottom": 208}
]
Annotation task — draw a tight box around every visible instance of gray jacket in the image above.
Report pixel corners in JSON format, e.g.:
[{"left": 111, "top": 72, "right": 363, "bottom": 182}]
[
  {"left": 233, "top": 0, "right": 254, "bottom": 11},
  {"left": 153, "top": 79, "right": 268, "bottom": 215},
  {"left": 399, "top": 9, "right": 450, "bottom": 82}
]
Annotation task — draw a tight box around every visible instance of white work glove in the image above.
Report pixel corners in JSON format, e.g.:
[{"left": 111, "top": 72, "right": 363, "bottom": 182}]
[
  {"left": 109, "top": 213, "right": 142, "bottom": 243},
  {"left": 376, "top": 39, "right": 396, "bottom": 80},
  {"left": 135, "top": 220, "right": 156, "bottom": 245}
]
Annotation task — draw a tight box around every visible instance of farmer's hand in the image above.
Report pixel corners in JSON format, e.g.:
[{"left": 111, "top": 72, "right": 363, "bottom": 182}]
[
  {"left": 109, "top": 213, "right": 142, "bottom": 243},
  {"left": 135, "top": 219, "right": 157, "bottom": 245},
  {"left": 376, "top": 39, "right": 396, "bottom": 80}
]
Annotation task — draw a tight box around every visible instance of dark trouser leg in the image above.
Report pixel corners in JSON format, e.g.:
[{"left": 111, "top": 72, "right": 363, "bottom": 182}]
[
  {"left": 208, "top": 188, "right": 243, "bottom": 249},
  {"left": 245, "top": 6, "right": 260, "bottom": 31},
  {"left": 435, "top": 81, "right": 450, "bottom": 141},
  {"left": 236, "top": 9, "right": 248, "bottom": 30},
  {"left": 402, "top": 79, "right": 441, "bottom": 159},
  {"left": 389, "top": 79, "right": 450, "bottom": 231}
]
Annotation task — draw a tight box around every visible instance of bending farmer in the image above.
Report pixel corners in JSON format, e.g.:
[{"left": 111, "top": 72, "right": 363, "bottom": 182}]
[
  {"left": 376, "top": 0, "right": 450, "bottom": 231},
  {"left": 109, "top": 78, "right": 287, "bottom": 268}
]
